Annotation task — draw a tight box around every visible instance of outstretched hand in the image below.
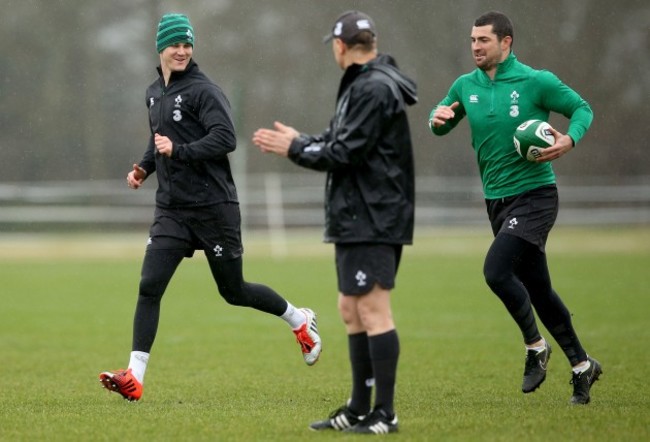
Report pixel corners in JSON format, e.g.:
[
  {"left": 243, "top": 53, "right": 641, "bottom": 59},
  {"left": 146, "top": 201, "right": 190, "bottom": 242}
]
[{"left": 252, "top": 121, "right": 300, "bottom": 157}]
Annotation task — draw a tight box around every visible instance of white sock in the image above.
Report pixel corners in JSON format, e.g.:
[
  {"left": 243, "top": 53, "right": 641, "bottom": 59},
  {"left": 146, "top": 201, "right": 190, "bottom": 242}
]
[
  {"left": 525, "top": 338, "right": 547, "bottom": 353},
  {"left": 128, "top": 351, "right": 150, "bottom": 384},
  {"left": 281, "top": 303, "right": 306, "bottom": 329},
  {"left": 573, "top": 359, "right": 591, "bottom": 374}
]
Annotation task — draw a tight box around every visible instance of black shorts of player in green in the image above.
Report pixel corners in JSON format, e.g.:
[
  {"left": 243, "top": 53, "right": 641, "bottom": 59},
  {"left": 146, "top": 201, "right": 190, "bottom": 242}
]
[{"left": 483, "top": 185, "right": 587, "bottom": 365}]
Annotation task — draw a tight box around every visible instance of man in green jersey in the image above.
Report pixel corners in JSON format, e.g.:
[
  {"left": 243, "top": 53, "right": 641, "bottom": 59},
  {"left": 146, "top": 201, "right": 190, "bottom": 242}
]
[{"left": 429, "top": 11, "right": 602, "bottom": 405}]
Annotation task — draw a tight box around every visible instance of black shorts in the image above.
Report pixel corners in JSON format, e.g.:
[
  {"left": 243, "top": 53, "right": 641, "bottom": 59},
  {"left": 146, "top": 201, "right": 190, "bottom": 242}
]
[
  {"left": 335, "top": 243, "right": 403, "bottom": 296},
  {"left": 147, "top": 204, "right": 243, "bottom": 260},
  {"left": 485, "top": 184, "right": 558, "bottom": 252}
]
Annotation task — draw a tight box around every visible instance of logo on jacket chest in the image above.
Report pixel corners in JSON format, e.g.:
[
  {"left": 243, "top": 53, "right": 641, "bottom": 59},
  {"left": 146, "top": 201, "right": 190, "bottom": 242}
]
[
  {"left": 148, "top": 94, "right": 185, "bottom": 122},
  {"left": 172, "top": 94, "right": 183, "bottom": 122},
  {"left": 468, "top": 90, "right": 521, "bottom": 117},
  {"left": 509, "top": 90, "right": 520, "bottom": 117}
]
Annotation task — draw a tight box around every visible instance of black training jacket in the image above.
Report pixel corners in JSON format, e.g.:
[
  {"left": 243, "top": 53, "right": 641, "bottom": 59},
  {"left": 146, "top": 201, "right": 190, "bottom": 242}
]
[
  {"left": 139, "top": 60, "right": 238, "bottom": 208},
  {"left": 288, "top": 54, "right": 418, "bottom": 244}
]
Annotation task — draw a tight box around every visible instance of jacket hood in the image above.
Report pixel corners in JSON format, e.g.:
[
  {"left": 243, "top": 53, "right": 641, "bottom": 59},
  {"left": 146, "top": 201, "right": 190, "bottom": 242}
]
[{"left": 369, "top": 54, "right": 418, "bottom": 106}]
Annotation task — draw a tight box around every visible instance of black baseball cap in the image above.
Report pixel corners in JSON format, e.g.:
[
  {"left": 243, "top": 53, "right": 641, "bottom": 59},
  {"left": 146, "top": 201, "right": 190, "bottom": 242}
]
[{"left": 322, "top": 10, "right": 377, "bottom": 44}]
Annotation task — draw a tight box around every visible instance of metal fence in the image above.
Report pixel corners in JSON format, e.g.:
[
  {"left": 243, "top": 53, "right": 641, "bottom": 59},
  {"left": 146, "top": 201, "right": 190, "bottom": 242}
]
[{"left": 0, "top": 174, "right": 649, "bottom": 232}]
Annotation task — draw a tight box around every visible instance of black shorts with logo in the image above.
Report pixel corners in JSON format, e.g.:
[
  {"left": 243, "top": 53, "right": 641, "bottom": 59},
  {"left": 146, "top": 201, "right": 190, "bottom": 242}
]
[
  {"left": 485, "top": 184, "right": 558, "bottom": 252},
  {"left": 147, "top": 203, "right": 243, "bottom": 260},
  {"left": 335, "top": 243, "right": 403, "bottom": 296}
]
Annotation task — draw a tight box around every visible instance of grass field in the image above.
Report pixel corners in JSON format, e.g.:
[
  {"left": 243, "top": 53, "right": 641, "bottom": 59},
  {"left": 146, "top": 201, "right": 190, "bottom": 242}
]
[{"left": 1, "top": 226, "right": 649, "bottom": 441}]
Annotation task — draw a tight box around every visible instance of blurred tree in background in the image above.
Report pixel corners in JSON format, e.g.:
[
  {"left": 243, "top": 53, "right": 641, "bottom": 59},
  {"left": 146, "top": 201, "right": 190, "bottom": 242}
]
[{"left": 1, "top": 0, "right": 648, "bottom": 182}]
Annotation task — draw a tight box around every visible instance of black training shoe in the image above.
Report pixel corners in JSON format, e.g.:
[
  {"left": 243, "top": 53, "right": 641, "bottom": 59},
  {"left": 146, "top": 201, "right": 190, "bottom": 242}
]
[
  {"left": 309, "top": 404, "right": 365, "bottom": 431},
  {"left": 570, "top": 357, "right": 602, "bottom": 405},
  {"left": 345, "top": 408, "right": 398, "bottom": 435},
  {"left": 522, "top": 341, "right": 552, "bottom": 393}
]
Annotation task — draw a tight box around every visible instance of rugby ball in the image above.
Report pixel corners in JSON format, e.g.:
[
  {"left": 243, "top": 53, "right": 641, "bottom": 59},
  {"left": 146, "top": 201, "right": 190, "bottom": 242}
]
[{"left": 513, "top": 120, "right": 555, "bottom": 161}]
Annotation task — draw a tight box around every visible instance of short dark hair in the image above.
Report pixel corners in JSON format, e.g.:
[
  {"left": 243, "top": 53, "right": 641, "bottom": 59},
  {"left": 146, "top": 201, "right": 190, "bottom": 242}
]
[
  {"left": 474, "top": 11, "right": 514, "bottom": 44},
  {"left": 344, "top": 30, "right": 376, "bottom": 52}
]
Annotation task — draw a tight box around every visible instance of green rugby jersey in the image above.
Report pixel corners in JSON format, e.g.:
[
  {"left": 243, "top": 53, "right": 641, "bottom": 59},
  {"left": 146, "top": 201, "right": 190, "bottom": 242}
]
[{"left": 430, "top": 52, "right": 592, "bottom": 199}]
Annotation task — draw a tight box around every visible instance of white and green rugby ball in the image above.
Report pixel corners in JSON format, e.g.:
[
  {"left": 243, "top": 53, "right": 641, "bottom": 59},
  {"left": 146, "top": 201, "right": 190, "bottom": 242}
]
[{"left": 513, "top": 119, "right": 555, "bottom": 161}]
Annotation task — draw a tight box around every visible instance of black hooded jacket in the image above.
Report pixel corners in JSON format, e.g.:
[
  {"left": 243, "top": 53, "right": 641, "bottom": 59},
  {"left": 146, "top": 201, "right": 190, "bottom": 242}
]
[
  {"left": 139, "top": 60, "right": 238, "bottom": 208},
  {"left": 288, "top": 54, "right": 418, "bottom": 244}
]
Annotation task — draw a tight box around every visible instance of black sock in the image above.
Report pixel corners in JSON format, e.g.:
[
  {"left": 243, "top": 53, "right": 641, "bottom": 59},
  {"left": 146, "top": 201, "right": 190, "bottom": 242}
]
[
  {"left": 369, "top": 329, "right": 400, "bottom": 416},
  {"left": 348, "top": 332, "right": 373, "bottom": 415}
]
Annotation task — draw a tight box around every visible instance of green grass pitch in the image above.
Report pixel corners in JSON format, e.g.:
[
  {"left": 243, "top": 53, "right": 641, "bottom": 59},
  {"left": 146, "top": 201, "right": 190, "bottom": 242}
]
[{"left": 0, "top": 226, "right": 648, "bottom": 441}]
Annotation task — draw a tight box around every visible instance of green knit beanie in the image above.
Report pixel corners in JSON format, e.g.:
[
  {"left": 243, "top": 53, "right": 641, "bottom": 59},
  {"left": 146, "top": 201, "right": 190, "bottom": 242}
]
[{"left": 156, "top": 13, "right": 194, "bottom": 53}]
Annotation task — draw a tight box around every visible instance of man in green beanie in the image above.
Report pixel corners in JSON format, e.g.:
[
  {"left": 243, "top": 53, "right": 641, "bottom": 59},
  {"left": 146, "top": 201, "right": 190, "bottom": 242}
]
[{"left": 99, "top": 13, "right": 322, "bottom": 402}]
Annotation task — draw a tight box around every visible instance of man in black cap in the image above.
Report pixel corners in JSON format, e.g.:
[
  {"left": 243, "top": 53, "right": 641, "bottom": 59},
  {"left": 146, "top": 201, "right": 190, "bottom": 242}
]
[
  {"left": 253, "top": 10, "right": 417, "bottom": 435},
  {"left": 98, "top": 13, "right": 322, "bottom": 402}
]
